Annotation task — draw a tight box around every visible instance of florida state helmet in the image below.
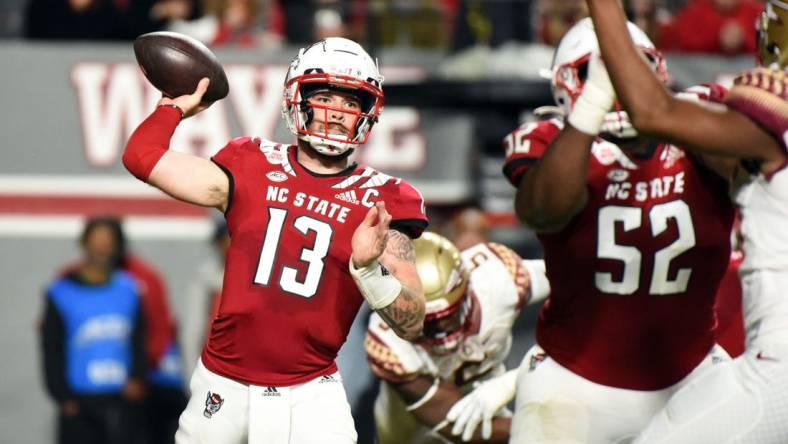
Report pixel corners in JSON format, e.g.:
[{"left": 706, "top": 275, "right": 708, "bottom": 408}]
[
  {"left": 758, "top": 0, "right": 788, "bottom": 69},
  {"left": 282, "top": 37, "right": 384, "bottom": 156},
  {"left": 551, "top": 17, "right": 667, "bottom": 139},
  {"left": 413, "top": 232, "right": 471, "bottom": 355}
]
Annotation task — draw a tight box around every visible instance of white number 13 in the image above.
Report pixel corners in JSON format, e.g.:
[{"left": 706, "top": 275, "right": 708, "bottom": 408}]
[
  {"left": 254, "top": 208, "right": 332, "bottom": 298},
  {"left": 596, "top": 201, "right": 695, "bottom": 295}
]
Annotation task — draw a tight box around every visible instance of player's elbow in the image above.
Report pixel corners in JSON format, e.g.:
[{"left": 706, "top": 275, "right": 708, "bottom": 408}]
[
  {"left": 627, "top": 94, "right": 672, "bottom": 136},
  {"left": 629, "top": 108, "right": 662, "bottom": 135},
  {"left": 397, "top": 322, "right": 423, "bottom": 342},
  {"left": 515, "top": 192, "right": 577, "bottom": 234},
  {"left": 401, "top": 312, "right": 425, "bottom": 341},
  {"left": 122, "top": 144, "right": 151, "bottom": 182},
  {"left": 516, "top": 207, "right": 569, "bottom": 234}
]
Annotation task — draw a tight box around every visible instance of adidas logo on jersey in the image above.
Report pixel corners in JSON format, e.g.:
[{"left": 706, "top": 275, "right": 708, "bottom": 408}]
[
  {"left": 334, "top": 190, "right": 360, "bottom": 205},
  {"left": 262, "top": 386, "right": 281, "bottom": 397},
  {"left": 318, "top": 375, "right": 337, "bottom": 384}
]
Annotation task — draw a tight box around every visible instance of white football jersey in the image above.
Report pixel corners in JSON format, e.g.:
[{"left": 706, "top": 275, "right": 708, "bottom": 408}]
[
  {"left": 734, "top": 167, "right": 788, "bottom": 345},
  {"left": 735, "top": 168, "right": 788, "bottom": 271},
  {"left": 366, "top": 242, "right": 531, "bottom": 384},
  {"left": 365, "top": 242, "right": 543, "bottom": 444}
]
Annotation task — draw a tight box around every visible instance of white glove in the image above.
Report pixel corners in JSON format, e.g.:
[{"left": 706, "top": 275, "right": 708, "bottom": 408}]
[
  {"left": 567, "top": 52, "right": 616, "bottom": 135},
  {"left": 446, "top": 370, "right": 517, "bottom": 441}
]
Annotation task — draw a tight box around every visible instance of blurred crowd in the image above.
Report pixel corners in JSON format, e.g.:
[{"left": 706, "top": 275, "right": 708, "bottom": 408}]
[{"left": 11, "top": 0, "right": 764, "bottom": 55}]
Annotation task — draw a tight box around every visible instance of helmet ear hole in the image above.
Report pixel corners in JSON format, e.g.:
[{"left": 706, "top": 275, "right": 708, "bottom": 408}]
[{"left": 576, "top": 62, "right": 589, "bottom": 83}]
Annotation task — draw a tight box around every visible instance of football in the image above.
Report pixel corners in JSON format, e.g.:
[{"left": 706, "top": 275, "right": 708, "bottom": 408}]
[{"left": 133, "top": 31, "right": 229, "bottom": 104}]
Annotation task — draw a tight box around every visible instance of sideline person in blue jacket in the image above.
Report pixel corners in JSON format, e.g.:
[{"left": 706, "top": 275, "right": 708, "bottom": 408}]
[{"left": 40, "top": 217, "right": 147, "bottom": 444}]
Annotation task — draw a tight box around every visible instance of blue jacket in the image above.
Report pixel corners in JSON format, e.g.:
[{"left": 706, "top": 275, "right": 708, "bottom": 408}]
[{"left": 42, "top": 271, "right": 145, "bottom": 399}]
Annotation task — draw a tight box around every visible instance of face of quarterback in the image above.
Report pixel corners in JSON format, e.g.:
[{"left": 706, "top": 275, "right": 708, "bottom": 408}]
[{"left": 305, "top": 90, "right": 362, "bottom": 139}]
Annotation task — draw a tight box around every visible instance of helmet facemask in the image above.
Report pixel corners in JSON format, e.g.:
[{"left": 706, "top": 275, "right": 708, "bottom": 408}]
[
  {"left": 282, "top": 38, "right": 385, "bottom": 157},
  {"left": 412, "top": 232, "right": 471, "bottom": 355},
  {"left": 284, "top": 73, "right": 383, "bottom": 156},
  {"left": 420, "top": 295, "right": 472, "bottom": 355},
  {"left": 757, "top": 1, "right": 788, "bottom": 69}
]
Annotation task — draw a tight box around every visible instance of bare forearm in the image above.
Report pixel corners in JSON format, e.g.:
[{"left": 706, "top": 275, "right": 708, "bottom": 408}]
[
  {"left": 377, "top": 229, "right": 425, "bottom": 340},
  {"left": 516, "top": 126, "right": 592, "bottom": 232},
  {"left": 587, "top": 0, "right": 780, "bottom": 161},
  {"left": 124, "top": 107, "right": 230, "bottom": 209},
  {"left": 376, "top": 286, "right": 424, "bottom": 341},
  {"left": 395, "top": 378, "right": 509, "bottom": 443}
]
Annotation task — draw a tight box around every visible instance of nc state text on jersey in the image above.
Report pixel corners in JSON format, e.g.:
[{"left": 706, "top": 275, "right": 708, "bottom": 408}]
[
  {"left": 266, "top": 186, "right": 357, "bottom": 223},
  {"left": 605, "top": 172, "right": 686, "bottom": 202}
]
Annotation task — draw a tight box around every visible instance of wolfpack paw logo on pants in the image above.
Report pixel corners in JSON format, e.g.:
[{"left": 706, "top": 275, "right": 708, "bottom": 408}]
[{"left": 203, "top": 391, "right": 224, "bottom": 418}]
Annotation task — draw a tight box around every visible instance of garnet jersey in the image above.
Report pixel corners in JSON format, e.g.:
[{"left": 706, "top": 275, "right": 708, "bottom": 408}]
[
  {"left": 511, "top": 118, "right": 734, "bottom": 390},
  {"left": 202, "top": 138, "right": 428, "bottom": 386}
]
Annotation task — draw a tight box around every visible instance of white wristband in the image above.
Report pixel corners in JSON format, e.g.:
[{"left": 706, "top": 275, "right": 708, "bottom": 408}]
[
  {"left": 405, "top": 378, "right": 440, "bottom": 412},
  {"left": 568, "top": 53, "right": 616, "bottom": 136},
  {"left": 349, "top": 257, "right": 402, "bottom": 310},
  {"left": 522, "top": 260, "right": 551, "bottom": 305},
  {"left": 567, "top": 82, "right": 614, "bottom": 135}
]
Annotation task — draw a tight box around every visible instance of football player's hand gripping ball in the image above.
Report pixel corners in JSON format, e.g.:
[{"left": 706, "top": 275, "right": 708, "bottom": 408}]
[{"left": 159, "top": 77, "right": 212, "bottom": 118}]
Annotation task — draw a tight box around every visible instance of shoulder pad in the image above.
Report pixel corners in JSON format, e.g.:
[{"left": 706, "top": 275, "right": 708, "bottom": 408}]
[
  {"left": 365, "top": 314, "right": 424, "bottom": 381},
  {"left": 725, "top": 68, "right": 788, "bottom": 152},
  {"left": 481, "top": 243, "right": 530, "bottom": 306},
  {"left": 503, "top": 120, "right": 561, "bottom": 158},
  {"left": 462, "top": 243, "right": 530, "bottom": 309},
  {"left": 733, "top": 68, "right": 788, "bottom": 99},
  {"left": 226, "top": 136, "right": 260, "bottom": 150}
]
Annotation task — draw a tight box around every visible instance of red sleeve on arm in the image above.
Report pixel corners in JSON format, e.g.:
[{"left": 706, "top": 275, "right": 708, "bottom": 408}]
[
  {"left": 389, "top": 180, "right": 429, "bottom": 238},
  {"left": 122, "top": 106, "right": 182, "bottom": 182},
  {"left": 502, "top": 120, "right": 560, "bottom": 186}
]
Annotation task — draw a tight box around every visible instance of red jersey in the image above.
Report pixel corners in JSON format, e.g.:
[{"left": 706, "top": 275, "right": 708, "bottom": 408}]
[
  {"left": 714, "top": 251, "right": 745, "bottom": 358},
  {"left": 203, "top": 139, "right": 428, "bottom": 386},
  {"left": 513, "top": 119, "right": 734, "bottom": 390}
]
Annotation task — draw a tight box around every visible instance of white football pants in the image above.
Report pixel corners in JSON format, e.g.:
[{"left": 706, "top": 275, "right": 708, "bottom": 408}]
[
  {"left": 633, "top": 269, "right": 788, "bottom": 444},
  {"left": 175, "top": 359, "right": 357, "bottom": 444},
  {"left": 510, "top": 344, "right": 729, "bottom": 444}
]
